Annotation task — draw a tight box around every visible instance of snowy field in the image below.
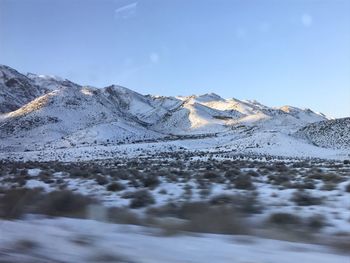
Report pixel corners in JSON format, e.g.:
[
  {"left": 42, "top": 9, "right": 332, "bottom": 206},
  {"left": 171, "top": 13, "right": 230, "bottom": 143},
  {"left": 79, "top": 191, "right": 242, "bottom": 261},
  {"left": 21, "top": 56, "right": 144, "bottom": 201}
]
[{"left": 0, "top": 132, "right": 349, "bottom": 163}]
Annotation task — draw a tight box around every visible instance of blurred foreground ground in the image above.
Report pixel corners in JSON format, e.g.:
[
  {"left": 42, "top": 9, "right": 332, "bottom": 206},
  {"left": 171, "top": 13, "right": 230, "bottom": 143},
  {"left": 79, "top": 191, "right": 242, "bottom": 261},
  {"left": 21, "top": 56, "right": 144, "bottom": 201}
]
[{"left": 0, "top": 217, "right": 349, "bottom": 263}]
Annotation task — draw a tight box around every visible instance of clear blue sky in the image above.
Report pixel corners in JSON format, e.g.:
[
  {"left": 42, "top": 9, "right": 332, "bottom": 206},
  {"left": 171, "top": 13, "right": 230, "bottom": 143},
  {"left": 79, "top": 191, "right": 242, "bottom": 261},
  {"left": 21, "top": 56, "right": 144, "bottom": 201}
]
[{"left": 1, "top": 0, "right": 349, "bottom": 117}]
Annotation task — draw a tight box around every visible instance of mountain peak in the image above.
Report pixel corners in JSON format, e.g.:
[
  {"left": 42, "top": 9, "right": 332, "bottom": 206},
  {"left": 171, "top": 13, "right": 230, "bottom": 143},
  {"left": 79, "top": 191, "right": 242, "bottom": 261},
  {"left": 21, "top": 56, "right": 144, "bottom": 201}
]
[
  {"left": 26, "top": 73, "right": 64, "bottom": 82},
  {"left": 195, "top": 92, "right": 224, "bottom": 102}
]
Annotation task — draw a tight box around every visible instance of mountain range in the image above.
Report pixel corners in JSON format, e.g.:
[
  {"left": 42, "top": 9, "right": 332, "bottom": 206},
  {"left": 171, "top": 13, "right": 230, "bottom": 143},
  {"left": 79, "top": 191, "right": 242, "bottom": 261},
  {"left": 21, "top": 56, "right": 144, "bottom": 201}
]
[{"left": 0, "top": 64, "right": 348, "bottom": 160}]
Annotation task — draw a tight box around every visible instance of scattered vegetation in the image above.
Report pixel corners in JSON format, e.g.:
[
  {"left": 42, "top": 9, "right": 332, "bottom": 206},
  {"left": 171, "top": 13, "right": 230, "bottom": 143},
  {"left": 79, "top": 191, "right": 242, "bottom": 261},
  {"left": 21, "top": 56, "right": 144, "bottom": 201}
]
[
  {"left": 106, "top": 182, "right": 125, "bottom": 192},
  {"left": 291, "top": 190, "right": 323, "bottom": 206},
  {"left": 267, "top": 212, "right": 302, "bottom": 227},
  {"left": 123, "top": 189, "right": 155, "bottom": 208},
  {"left": 0, "top": 157, "right": 348, "bottom": 238},
  {"left": 147, "top": 201, "right": 248, "bottom": 235},
  {"left": 0, "top": 188, "right": 96, "bottom": 219}
]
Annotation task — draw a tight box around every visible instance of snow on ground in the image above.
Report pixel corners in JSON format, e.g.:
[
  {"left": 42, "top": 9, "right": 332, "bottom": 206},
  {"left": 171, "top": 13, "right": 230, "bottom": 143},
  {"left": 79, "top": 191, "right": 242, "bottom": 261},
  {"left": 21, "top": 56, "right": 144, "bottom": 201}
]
[
  {"left": 0, "top": 217, "right": 348, "bottom": 263},
  {"left": 0, "top": 131, "right": 349, "bottom": 162}
]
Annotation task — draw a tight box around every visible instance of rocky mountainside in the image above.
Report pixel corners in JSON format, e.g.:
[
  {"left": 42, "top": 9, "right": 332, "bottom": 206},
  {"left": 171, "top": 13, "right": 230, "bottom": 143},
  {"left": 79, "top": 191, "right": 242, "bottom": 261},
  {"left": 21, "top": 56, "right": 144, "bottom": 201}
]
[
  {"left": 295, "top": 118, "right": 350, "bottom": 149},
  {"left": 26, "top": 72, "right": 80, "bottom": 91},
  {"left": 0, "top": 65, "right": 48, "bottom": 113},
  {"left": 1, "top": 64, "right": 348, "bottom": 159},
  {"left": 0, "top": 65, "right": 81, "bottom": 114}
]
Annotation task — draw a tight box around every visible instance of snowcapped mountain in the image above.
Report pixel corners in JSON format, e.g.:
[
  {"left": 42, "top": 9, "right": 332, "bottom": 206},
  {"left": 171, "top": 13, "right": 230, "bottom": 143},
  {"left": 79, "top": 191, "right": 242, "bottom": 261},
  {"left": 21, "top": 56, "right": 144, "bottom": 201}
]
[{"left": 0, "top": 65, "right": 347, "bottom": 160}]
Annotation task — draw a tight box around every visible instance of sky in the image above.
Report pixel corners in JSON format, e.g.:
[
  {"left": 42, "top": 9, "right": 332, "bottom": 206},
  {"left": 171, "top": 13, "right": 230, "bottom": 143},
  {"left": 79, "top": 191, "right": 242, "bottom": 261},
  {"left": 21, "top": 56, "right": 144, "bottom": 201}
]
[{"left": 0, "top": 0, "right": 349, "bottom": 118}]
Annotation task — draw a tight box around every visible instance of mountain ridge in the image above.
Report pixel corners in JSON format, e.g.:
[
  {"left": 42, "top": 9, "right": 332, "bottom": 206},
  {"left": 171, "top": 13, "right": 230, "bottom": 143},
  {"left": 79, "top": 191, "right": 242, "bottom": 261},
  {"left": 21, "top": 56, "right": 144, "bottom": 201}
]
[{"left": 0, "top": 64, "right": 348, "bottom": 160}]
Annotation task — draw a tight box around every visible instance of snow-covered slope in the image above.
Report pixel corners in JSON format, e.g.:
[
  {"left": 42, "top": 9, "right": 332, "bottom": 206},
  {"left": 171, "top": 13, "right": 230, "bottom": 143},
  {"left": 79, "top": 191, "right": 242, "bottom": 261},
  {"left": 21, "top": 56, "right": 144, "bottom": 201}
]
[
  {"left": 102, "top": 85, "right": 182, "bottom": 124},
  {"left": 0, "top": 85, "right": 163, "bottom": 151},
  {"left": 152, "top": 95, "right": 244, "bottom": 135}
]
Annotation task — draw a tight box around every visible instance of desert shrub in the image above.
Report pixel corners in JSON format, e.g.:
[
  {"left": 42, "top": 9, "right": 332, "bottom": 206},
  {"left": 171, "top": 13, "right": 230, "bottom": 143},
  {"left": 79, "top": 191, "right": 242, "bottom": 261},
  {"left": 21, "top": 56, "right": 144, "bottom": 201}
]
[
  {"left": 35, "top": 190, "right": 96, "bottom": 218},
  {"left": 199, "top": 187, "right": 211, "bottom": 198},
  {"left": 210, "top": 193, "right": 262, "bottom": 214},
  {"left": 309, "top": 172, "right": 344, "bottom": 184},
  {"left": 246, "top": 170, "right": 259, "bottom": 177},
  {"left": 182, "top": 184, "right": 193, "bottom": 199},
  {"left": 257, "top": 168, "right": 270, "bottom": 176},
  {"left": 233, "top": 174, "right": 254, "bottom": 190},
  {"left": 321, "top": 173, "right": 345, "bottom": 183},
  {"left": 128, "top": 178, "right": 141, "bottom": 188},
  {"left": 345, "top": 183, "right": 350, "bottom": 193},
  {"left": 196, "top": 176, "right": 210, "bottom": 189},
  {"left": 158, "top": 189, "right": 167, "bottom": 195},
  {"left": 106, "top": 182, "right": 125, "bottom": 192},
  {"left": 107, "top": 207, "right": 141, "bottom": 225},
  {"left": 11, "top": 175, "right": 27, "bottom": 187},
  {"left": 95, "top": 175, "right": 109, "bottom": 185},
  {"left": 183, "top": 205, "right": 247, "bottom": 235},
  {"left": 140, "top": 174, "right": 160, "bottom": 189},
  {"left": 292, "top": 179, "right": 316, "bottom": 190},
  {"left": 148, "top": 202, "right": 248, "bottom": 235},
  {"left": 321, "top": 182, "right": 337, "bottom": 191},
  {"left": 19, "top": 169, "right": 28, "bottom": 176},
  {"left": 89, "top": 165, "right": 105, "bottom": 175},
  {"left": 210, "top": 194, "right": 234, "bottom": 205},
  {"left": 291, "top": 161, "right": 309, "bottom": 168},
  {"left": 291, "top": 190, "right": 322, "bottom": 206},
  {"left": 69, "top": 168, "right": 89, "bottom": 178},
  {"left": 234, "top": 193, "right": 262, "bottom": 214},
  {"left": 224, "top": 169, "right": 241, "bottom": 179},
  {"left": 110, "top": 169, "right": 130, "bottom": 180},
  {"left": 147, "top": 202, "right": 179, "bottom": 218},
  {"left": 307, "top": 214, "right": 327, "bottom": 230},
  {"left": 272, "top": 162, "right": 288, "bottom": 172},
  {"left": 35, "top": 170, "right": 54, "bottom": 184},
  {"left": 121, "top": 191, "right": 134, "bottom": 199},
  {"left": 267, "top": 174, "right": 291, "bottom": 185},
  {"left": 0, "top": 188, "right": 43, "bottom": 219},
  {"left": 330, "top": 237, "right": 350, "bottom": 253},
  {"left": 203, "top": 171, "right": 221, "bottom": 180},
  {"left": 38, "top": 170, "right": 52, "bottom": 178},
  {"left": 267, "top": 212, "right": 302, "bottom": 227},
  {"left": 164, "top": 172, "right": 179, "bottom": 183},
  {"left": 307, "top": 171, "right": 323, "bottom": 180},
  {"left": 128, "top": 189, "right": 155, "bottom": 208}
]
